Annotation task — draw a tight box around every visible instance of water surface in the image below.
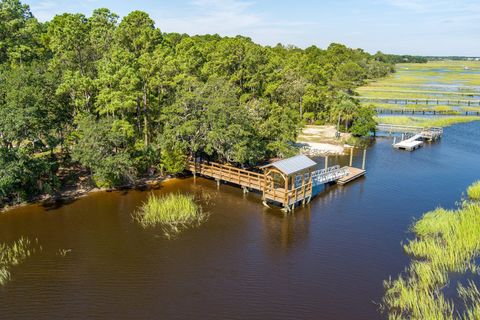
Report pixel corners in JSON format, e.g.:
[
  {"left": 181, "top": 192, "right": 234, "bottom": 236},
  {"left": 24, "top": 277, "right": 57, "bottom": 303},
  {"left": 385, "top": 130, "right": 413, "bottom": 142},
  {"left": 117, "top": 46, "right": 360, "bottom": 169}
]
[{"left": 1, "top": 122, "right": 480, "bottom": 319}]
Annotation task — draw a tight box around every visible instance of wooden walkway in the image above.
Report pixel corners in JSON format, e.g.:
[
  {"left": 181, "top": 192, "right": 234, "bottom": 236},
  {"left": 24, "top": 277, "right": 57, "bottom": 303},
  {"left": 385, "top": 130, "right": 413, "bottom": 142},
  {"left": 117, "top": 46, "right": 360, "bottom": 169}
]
[
  {"left": 359, "top": 96, "right": 480, "bottom": 107},
  {"left": 189, "top": 161, "right": 265, "bottom": 191}
]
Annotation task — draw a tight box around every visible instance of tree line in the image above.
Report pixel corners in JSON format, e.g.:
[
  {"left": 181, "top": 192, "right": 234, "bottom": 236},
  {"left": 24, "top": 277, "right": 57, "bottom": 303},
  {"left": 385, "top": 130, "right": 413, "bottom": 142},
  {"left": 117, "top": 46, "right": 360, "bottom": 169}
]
[
  {"left": 374, "top": 52, "right": 428, "bottom": 64},
  {"left": 0, "top": 0, "right": 395, "bottom": 205}
]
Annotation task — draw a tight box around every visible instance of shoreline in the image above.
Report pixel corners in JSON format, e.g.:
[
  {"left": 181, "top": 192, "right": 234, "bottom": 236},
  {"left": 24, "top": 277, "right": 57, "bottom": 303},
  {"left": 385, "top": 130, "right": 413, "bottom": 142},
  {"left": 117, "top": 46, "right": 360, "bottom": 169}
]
[
  {"left": 0, "top": 175, "right": 173, "bottom": 214},
  {"left": 297, "top": 125, "right": 351, "bottom": 156}
]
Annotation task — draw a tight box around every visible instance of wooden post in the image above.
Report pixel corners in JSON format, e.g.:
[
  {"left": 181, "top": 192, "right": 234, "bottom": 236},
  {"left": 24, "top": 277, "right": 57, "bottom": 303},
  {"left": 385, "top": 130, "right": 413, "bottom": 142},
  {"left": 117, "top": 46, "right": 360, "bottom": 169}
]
[
  {"left": 284, "top": 173, "right": 289, "bottom": 207},
  {"left": 349, "top": 147, "right": 353, "bottom": 167},
  {"left": 362, "top": 149, "right": 367, "bottom": 170},
  {"left": 262, "top": 173, "right": 266, "bottom": 201},
  {"left": 325, "top": 155, "right": 328, "bottom": 170},
  {"left": 301, "top": 172, "right": 306, "bottom": 203}
]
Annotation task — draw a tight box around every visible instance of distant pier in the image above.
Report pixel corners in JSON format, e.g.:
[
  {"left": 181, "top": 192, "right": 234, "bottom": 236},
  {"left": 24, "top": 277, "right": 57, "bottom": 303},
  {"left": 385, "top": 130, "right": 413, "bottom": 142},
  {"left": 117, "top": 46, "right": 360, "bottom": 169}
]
[{"left": 376, "top": 124, "right": 443, "bottom": 152}]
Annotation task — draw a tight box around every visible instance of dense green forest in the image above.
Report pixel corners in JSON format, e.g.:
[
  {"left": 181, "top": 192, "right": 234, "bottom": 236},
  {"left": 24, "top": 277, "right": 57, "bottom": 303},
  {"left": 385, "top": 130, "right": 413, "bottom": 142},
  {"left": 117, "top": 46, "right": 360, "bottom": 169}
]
[{"left": 0, "top": 0, "right": 395, "bottom": 206}]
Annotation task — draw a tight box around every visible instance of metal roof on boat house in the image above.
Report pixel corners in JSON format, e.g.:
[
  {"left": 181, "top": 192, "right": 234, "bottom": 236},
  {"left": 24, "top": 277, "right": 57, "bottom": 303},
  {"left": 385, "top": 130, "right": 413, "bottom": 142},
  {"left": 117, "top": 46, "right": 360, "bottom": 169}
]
[{"left": 261, "top": 154, "right": 317, "bottom": 175}]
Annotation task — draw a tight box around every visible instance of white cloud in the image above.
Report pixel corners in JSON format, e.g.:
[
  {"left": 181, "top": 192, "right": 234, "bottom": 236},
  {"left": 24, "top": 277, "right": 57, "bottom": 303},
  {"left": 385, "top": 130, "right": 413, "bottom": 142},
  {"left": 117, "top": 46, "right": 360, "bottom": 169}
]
[
  {"left": 386, "top": 0, "right": 480, "bottom": 15},
  {"left": 155, "top": 0, "right": 313, "bottom": 45},
  {"left": 386, "top": 0, "right": 426, "bottom": 11}
]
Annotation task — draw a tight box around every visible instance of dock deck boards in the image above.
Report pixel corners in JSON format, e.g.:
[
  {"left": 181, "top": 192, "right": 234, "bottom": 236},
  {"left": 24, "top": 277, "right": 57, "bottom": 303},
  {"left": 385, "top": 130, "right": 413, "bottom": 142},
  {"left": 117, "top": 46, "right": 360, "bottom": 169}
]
[{"left": 337, "top": 167, "right": 366, "bottom": 185}]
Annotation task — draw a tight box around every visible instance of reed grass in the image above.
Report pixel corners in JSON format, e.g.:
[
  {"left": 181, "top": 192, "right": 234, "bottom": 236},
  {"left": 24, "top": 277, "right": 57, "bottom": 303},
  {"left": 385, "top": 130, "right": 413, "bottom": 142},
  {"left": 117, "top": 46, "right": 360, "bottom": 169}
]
[
  {"left": 135, "top": 193, "right": 208, "bottom": 237},
  {"left": 0, "top": 238, "right": 34, "bottom": 286},
  {"left": 467, "top": 181, "right": 480, "bottom": 201},
  {"left": 382, "top": 183, "right": 480, "bottom": 319},
  {"left": 376, "top": 116, "right": 480, "bottom": 127}
]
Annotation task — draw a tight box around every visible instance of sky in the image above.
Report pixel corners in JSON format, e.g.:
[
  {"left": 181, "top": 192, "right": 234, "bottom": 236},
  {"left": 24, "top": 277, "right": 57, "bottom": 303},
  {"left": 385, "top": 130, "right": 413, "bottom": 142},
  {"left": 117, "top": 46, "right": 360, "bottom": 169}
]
[{"left": 25, "top": 0, "right": 480, "bottom": 56}]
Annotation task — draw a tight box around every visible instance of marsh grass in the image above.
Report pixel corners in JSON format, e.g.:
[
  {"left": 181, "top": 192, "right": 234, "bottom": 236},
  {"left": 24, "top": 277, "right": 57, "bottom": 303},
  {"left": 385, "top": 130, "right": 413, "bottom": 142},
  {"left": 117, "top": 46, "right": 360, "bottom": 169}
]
[
  {"left": 135, "top": 193, "right": 208, "bottom": 238},
  {"left": 0, "top": 238, "right": 35, "bottom": 286},
  {"left": 358, "top": 61, "right": 480, "bottom": 104},
  {"left": 382, "top": 184, "right": 480, "bottom": 319},
  {"left": 376, "top": 116, "right": 480, "bottom": 128},
  {"left": 467, "top": 181, "right": 480, "bottom": 201}
]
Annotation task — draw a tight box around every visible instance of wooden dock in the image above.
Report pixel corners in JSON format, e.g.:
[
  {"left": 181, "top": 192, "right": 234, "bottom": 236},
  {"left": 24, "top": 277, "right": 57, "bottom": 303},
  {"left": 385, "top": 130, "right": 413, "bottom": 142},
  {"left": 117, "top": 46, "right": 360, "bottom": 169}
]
[
  {"left": 359, "top": 96, "right": 480, "bottom": 107},
  {"left": 189, "top": 154, "right": 366, "bottom": 212},
  {"left": 189, "top": 159, "right": 314, "bottom": 211}
]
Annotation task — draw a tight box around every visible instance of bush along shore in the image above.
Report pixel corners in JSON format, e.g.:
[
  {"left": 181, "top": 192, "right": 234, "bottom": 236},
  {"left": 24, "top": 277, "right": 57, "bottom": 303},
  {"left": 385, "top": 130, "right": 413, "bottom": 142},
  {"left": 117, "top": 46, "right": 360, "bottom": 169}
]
[
  {"left": 135, "top": 193, "right": 208, "bottom": 238},
  {"left": 382, "top": 182, "right": 480, "bottom": 319}
]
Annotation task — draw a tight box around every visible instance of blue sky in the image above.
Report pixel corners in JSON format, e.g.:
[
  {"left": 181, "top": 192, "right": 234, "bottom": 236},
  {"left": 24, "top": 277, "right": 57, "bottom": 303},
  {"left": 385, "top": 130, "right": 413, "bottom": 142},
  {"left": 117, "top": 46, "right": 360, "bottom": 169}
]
[{"left": 26, "top": 0, "right": 480, "bottom": 56}]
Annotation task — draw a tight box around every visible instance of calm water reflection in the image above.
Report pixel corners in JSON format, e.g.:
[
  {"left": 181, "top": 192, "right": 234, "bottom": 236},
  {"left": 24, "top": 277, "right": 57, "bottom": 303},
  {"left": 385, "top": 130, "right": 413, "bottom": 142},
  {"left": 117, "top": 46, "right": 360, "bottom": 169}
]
[{"left": 1, "top": 121, "right": 479, "bottom": 319}]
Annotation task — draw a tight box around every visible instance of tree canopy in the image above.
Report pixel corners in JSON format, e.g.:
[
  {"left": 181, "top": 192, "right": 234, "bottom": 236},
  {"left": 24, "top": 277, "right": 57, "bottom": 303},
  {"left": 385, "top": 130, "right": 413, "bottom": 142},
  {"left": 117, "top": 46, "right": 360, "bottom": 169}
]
[{"left": 0, "top": 0, "right": 395, "bottom": 205}]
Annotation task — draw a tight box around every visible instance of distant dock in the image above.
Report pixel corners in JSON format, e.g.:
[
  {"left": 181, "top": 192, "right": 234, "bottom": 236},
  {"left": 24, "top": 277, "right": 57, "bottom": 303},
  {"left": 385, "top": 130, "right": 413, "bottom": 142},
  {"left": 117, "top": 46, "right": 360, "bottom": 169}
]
[{"left": 376, "top": 124, "right": 443, "bottom": 152}]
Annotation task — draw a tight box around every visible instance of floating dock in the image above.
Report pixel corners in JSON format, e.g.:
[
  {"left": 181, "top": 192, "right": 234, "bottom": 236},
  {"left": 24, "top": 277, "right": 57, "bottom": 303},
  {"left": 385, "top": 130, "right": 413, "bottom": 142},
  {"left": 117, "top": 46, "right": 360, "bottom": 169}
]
[{"left": 337, "top": 167, "right": 366, "bottom": 185}]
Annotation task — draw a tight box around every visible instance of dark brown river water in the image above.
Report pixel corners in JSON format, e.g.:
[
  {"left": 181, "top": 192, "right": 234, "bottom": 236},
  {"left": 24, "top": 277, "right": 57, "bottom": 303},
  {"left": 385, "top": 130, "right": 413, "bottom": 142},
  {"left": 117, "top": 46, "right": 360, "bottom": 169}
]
[{"left": 1, "top": 122, "right": 480, "bottom": 320}]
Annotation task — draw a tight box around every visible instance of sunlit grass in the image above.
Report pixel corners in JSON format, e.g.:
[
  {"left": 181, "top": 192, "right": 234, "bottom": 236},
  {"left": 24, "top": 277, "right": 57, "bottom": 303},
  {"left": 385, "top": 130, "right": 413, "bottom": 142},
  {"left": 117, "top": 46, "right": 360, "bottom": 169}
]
[
  {"left": 462, "top": 107, "right": 480, "bottom": 113},
  {"left": 376, "top": 116, "right": 480, "bottom": 127},
  {"left": 135, "top": 193, "right": 208, "bottom": 237},
  {"left": 358, "top": 61, "right": 480, "bottom": 105},
  {"left": 366, "top": 103, "right": 459, "bottom": 113},
  {"left": 467, "top": 181, "right": 480, "bottom": 201},
  {"left": 0, "top": 238, "right": 34, "bottom": 286},
  {"left": 382, "top": 183, "right": 480, "bottom": 319}
]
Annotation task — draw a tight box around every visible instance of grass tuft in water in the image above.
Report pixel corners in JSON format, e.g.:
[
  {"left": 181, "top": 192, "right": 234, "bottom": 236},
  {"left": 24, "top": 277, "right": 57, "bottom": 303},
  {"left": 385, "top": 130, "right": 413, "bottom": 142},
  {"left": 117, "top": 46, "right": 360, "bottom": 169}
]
[
  {"left": 135, "top": 193, "right": 208, "bottom": 238},
  {"left": 467, "top": 181, "right": 480, "bottom": 201},
  {"left": 0, "top": 238, "right": 34, "bottom": 286},
  {"left": 382, "top": 182, "right": 480, "bottom": 319}
]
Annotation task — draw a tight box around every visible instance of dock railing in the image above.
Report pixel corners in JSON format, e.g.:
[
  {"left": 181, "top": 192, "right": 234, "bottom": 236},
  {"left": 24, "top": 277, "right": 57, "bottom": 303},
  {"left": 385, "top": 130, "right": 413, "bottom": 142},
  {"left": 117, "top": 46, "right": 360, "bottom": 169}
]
[{"left": 189, "top": 160, "right": 265, "bottom": 191}]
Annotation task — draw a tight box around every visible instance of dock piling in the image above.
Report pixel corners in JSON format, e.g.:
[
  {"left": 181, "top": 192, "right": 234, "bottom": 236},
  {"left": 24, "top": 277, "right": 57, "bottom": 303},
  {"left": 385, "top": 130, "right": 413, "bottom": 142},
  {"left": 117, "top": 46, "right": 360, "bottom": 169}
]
[
  {"left": 362, "top": 149, "right": 367, "bottom": 170},
  {"left": 349, "top": 147, "right": 353, "bottom": 167}
]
